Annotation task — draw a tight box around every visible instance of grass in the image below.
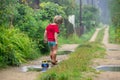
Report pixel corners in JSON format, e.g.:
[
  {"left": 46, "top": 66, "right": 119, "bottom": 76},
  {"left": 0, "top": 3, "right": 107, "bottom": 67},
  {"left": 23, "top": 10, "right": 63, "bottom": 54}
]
[
  {"left": 57, "top": 51, "right": 72, "bottom": 55},
  {"left": 95, "top": 27, "right": 105, "bottom": 43},
  {"left": 59, "top": 28, "right": 95, "bottom": 45},
  {"left": 36, "top": 42, "right": 105, "bottom": 80},
  {"left": 109, "top": 26, "right": 116, "bottom": 43}
]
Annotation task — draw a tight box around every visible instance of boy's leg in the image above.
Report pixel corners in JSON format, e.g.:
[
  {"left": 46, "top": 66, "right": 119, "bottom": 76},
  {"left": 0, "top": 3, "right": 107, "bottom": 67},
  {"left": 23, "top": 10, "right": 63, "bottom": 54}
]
[
  {"left": 50, "top": 45, "right": 57, "bottom": 64},
  {"left": 48, "top": 42, "right": 54, "bottom": 61},
  {"left": 53, "top": 44, "right": 58, "bottom": 62},
  {"left": 48, "top": 42, "right": 58, "bottom": 64},
  {"left": 50, "top": 50, "right": 53, "bottom": 60}
]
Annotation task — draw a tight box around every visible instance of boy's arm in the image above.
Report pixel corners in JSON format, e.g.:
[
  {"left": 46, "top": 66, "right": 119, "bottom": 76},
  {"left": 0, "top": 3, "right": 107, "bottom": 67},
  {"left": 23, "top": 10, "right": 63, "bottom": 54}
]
[
  {"left": 44, "top": 30, "right": 47, "bottom": 43},
  {"left": 55, "top": 32, "right": 58, "bottom": 44}
]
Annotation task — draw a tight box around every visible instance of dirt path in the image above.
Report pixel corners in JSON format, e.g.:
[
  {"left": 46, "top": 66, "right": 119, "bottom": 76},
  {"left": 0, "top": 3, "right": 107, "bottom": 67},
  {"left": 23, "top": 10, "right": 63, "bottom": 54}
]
[
  {"left": 0, "top": 55, "right": 70, "bottom": 80},
  {"left": 0, "top": 44, "right": 79, "bottom": 80},
  {"left": 93, "top": 26, "right": 120, "bottom": 80},
  {"left": 89, "top": 28, "right": 101, "bottom": 42}
]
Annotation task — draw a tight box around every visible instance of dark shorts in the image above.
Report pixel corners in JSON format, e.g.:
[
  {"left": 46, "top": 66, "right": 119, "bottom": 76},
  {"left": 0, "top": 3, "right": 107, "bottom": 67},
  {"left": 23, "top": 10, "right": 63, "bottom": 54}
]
[{"left": 48, "top": 41, "right": 56, "bottom": 47}]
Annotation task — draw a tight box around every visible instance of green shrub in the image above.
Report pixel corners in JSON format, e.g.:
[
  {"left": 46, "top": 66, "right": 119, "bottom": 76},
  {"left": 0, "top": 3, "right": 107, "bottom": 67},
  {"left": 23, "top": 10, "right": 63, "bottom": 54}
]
[{"left": 0, "top": 27, "right": 40, "bottom": 67}]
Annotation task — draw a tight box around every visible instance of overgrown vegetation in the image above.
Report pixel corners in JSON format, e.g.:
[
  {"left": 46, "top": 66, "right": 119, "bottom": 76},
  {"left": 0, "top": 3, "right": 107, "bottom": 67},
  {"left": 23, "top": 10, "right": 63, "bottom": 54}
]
[
  {"left": 109, "top": 0, "right": 120, "bottom": 43},
  {"left": 37, "top": 42, "right": 105, "bottom": 80},
  {"left": 0, "top": 28, "right": 40, "bottom": 67},
  {"left": 109, "top": 25, "right": 116, "bottom": 43},
  {"left": 0, "top": 0, "right": 100, "bottom": 68},
  {"left": 82, "top": 5, "right": 99, "bottom": 31},
  {"left": 0, "top": 1, "right": 66, "bottom": 67}
]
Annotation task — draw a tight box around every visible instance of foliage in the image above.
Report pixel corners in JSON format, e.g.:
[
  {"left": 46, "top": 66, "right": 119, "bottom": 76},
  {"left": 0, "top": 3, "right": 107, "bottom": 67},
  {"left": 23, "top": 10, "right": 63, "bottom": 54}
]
[
  {"left": 109, "top": 0, "right": 120, "bottom": 26},
  {"left": 13, "top": 3, "right": 52, "bottom": 53},
  {"left": 40, "top": 0, "right": 76, "bottom": 15},
  {"left": 0, "top": 0, "right": 66, "bottom": 59},
  {"left": 14, "top": 2, "right": 66, "bottom": 52},
  {"left": 0, "top": 0, "right": 19, "bottom": 26},
  {"left": 14, "top": 4, "right": 39, "bottom": 37},
  {"left": 109, "top": 0, "right": 120, "bottom": 43},
  {"left": 58, "top": 28, "right": 95, "bottom": 44},
  {"left": 37, "top": 42, "right": 105, "bottom": 80},
  {"left": 82, "top": 5, "right": 99, "bottom": 31},
  {"left": 95, "top": 28, "right": 105, "bottom": 43},
  {"left": 39, "top": 2, "right": 66, "bottom": 22},
  {"left": 0, "top": 0, "right": 102, "bottom": 67},
  {"left": 109, "top": 25, "right": 116, "bottom": 43},
  {"left": 0, "top": 27, "right": 40, "bottom": 67},
  {"left": 73, "top": 4, "right": 99, "bottom": 36}
]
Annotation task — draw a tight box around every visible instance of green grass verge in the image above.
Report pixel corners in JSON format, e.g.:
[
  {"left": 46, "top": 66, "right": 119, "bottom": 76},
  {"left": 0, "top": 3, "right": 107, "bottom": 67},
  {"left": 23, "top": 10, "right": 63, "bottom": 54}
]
[
  {"left": 36, "top": 42, "right": 105, "bottom": 80},
  {"left": 95, "top": 28, "right": 105, "bottom": 43},
  {"left": 109, "top": 26, "right": 116, "bottom": 43}
]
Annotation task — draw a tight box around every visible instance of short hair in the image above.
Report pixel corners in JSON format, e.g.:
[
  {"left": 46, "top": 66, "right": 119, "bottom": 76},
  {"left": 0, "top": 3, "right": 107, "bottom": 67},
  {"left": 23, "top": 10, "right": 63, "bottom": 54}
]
[{"left": 53, "top": 15, "right": 63, "bottom": 24}]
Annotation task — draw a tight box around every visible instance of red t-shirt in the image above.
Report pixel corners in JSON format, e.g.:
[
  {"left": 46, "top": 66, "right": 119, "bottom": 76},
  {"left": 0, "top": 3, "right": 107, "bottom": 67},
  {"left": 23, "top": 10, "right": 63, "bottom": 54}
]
[{"left": 46, "top": 24, "right": 59, "bottom": 41}]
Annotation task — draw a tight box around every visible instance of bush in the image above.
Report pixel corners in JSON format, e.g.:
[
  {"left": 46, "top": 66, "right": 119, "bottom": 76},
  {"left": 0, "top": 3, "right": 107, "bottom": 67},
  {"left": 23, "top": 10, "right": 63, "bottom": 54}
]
[
  {"left": 0, "top": 27, "right": 40, "bottom": 67},
  {"left": 14, "top": 4, "right": 50, "bottom": 54}
]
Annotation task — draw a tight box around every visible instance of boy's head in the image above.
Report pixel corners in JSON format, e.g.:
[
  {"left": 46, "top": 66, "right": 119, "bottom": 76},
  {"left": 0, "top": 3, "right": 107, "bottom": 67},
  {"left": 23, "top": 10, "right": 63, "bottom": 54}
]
[{"left": 53, "top": 15, "right": 63, "bottom": 24}]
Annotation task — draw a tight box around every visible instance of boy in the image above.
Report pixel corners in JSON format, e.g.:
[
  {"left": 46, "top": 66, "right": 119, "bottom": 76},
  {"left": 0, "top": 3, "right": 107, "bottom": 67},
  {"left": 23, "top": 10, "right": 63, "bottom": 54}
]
[{"left": 44, "top": 15, "right": 63, "bottom": 65}]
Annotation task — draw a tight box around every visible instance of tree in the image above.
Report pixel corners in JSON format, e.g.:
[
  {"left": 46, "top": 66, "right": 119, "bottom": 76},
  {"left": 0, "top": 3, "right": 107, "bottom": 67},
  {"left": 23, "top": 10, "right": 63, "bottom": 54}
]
[
  {"left": 39, "top": 2, "right": 65, "bottom": 21},
  {"left": 0, "top": 0, "right": 18, "bottom": 27}
]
